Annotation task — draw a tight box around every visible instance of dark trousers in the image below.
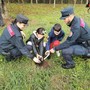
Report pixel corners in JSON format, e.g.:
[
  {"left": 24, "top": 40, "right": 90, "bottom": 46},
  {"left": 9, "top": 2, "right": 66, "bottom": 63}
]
[
  {"left": 62, "top": 45, "right": 88, "bottom": 64},
  {"left": 3, "top": 46, "right": 33, "bottom": 61},
  {"left": 26, "top": 45, "right": 45, "bottom": 57}
]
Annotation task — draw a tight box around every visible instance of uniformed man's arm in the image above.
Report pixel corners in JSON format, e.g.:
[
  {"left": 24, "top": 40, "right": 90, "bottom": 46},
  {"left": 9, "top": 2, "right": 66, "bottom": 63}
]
[
  {"left": 9, "top": 36, "right": 34, "bottom": 59},
  {"left": 54, "top": 27, "right": 80, "bottom": 51}
]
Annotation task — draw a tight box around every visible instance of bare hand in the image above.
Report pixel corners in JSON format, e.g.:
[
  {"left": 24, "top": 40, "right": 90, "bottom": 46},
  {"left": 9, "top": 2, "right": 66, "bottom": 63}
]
[{"left": 50, "top": 48, "right": 55, "bottom": 53}]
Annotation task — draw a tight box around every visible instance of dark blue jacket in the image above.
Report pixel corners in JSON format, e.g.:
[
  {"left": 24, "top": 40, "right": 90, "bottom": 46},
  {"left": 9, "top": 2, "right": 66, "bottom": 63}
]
[
  {"left": 55, "top": 16, "right": 90, "bottom": 51},
  {"left": 0, "top": 24, "right": 33, "bottom": 59},
  {"left": 46, "top": 28, "right": 65, "bottom": 50}
]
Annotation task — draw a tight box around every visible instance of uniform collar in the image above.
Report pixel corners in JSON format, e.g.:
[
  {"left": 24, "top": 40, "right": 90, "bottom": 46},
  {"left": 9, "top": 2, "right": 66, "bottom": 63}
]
[
  {"left": 67, "top": 16, "right": 75, "bottom": 27},
  {"left": 14, "top": 24, "right": 22, "bottom": 31}
]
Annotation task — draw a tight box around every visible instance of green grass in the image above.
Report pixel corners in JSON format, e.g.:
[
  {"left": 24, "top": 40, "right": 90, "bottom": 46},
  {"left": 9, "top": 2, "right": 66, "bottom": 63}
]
[{"left": 0, "top": 4, "right": 90, "bottom": 90}]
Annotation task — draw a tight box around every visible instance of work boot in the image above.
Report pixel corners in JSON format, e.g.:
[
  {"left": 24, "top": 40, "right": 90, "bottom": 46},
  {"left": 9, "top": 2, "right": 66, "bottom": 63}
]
[
  {"left": 61, "top": 63, "right": 75, "bottom": 69},
  {"left": 62, "top": 54, "right": 75, "bottom": 69},
  {"left": 5, "top": 55, "right": 12, "bottom": 61}
]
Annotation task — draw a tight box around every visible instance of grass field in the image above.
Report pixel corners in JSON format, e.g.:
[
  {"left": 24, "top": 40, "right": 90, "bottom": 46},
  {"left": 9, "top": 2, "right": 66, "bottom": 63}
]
[{"left": 0, "top": 4, "right": 90, "bottom": 90}]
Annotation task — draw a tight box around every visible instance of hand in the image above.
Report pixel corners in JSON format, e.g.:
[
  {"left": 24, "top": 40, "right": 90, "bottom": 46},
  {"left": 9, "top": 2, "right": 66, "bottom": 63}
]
[
  {"left": 39, "top": 56, "right": 43, "bottom": 61},
  {"left": 45, "top": 50, "right": 50, "bottom": 55},
  {"left": 36, "top": 54, "right": 43, "bottom": 61},
  {"left": 33, "top": 57, "right": 41, "bottom": 64},
  {"left": 50, "top": 48, "right": 55, "bottom": 53}
]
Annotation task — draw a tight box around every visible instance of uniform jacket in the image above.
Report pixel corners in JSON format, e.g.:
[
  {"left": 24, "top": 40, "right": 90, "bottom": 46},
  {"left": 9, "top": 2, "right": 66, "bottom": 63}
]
[
  {"left": 0, "top": 24, "right": 33, "bottom": 59},
  {"left": 55, "top": 16, "right": 90, "bottom": 51},
  {"left": 26, "top": 31, "right": 44, "bottom": 56},
  {"left": 46, "top": 28, "right": 65, "bottom": 50}
]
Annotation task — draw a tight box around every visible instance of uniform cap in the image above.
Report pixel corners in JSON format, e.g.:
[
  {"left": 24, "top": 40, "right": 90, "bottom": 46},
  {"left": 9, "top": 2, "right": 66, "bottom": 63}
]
[
  {"left": 16, "top": 14, "right": 29, "bottom": 24},
  {"left": 60, "top": 6, "right": 74, "bottom": 20}
]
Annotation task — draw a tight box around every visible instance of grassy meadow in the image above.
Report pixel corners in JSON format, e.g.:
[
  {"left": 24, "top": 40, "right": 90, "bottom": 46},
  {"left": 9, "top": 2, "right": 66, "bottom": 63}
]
[{"left": 0, "top": 4, "right": 90, "bottom": 90}]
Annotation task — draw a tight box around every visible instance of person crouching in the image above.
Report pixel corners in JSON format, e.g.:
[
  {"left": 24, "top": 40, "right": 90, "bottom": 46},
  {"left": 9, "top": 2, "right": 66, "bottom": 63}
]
[{"left": 26, "top": 27, "right": 46, "bottom": 64}]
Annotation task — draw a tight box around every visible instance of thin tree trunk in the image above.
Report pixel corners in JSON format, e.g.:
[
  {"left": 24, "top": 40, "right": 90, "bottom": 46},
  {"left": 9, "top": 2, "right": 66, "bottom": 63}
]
[
  {"left": 18, "top": 0, "right": 20, "bottom": 3},
  {"left": 61, "top": 0, "right": 63, "bottom": 4},
  {"left": 43, "top": 0, "right": 45, "bottom": 3},
  {"left": 54, "top": 0, "right": 56, "bottom": 8},
  {"left": 21, "top": 0, "right": 24, "bottom": 3},
  {"left": 49, "top": 0, "right": 51, "bottom": 4},
  {"left": 73, "top": 0, "right": 77, "bottom": 5},
  {"left": 31, "top": 0, "right": 33, "bottom": 4},
  {"left": 1, "top": 2, "right": 8, "bottom": 18},
  {"left": 1, "top": 0, "right": 5, "bottom": 14},
  {"left": 80, "top": 0, "right": 83, "bottom": 4},
  {"left": 7, "top": 0, "right": 10, "bottom": 3},
  {"left": 86, "top": 0, "right": 89, "bottom": 4},
  {"left": 36, "top": 0, "right": 38, "bottom": 4}
]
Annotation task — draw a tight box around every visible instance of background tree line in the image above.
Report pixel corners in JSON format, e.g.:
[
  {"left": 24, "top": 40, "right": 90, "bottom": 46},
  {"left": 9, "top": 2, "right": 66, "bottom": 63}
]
[
  {"left": 3, "top": 0, "right": 89, "bottom": 4},
  {"left": 0, "top": 0, "right": 89, "bottom": 18}
]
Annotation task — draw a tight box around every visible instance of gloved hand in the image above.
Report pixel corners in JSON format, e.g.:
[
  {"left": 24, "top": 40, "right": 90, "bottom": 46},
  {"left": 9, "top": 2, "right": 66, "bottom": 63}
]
[
  {"left": 45, "top": 50, "right": 50, "bottom": 56},
  {"left": 33, "top": 57, "right": 41, "bottom": 64},
  {"left": 37, "top": 54, "right": 43, "bottom": 61}
]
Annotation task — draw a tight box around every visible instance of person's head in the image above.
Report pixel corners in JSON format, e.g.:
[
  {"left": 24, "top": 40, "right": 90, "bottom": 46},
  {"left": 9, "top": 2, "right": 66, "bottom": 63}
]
[
  {"left": 36, "top": 27, "right": 46, "bottom": 39},
  {"left": 53, "top": 23, "right": 61, "bottom": 35},
  {"left": 60, "top": 6, "right": 75, "bottom": 25},
  {"left": 13, "top": 14, "right": 29, "bottom": 30}
]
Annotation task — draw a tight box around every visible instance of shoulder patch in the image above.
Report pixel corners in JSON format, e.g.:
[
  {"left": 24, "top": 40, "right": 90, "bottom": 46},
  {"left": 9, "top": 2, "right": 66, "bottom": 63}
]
[
  {"left": 7, "top": 25, "right": 15, "bottom": 37},
  {"left": 80, "top": 18, "right": 85, "bottom": 28}
]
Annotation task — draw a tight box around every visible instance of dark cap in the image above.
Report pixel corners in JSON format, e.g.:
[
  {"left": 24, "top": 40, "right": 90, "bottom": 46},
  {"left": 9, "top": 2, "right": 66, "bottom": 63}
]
[
  {"left": 60, "top": 6, "right": 74, "bottom": 20},
  {"left": 16, "top": 14, "right": 29, "bottom": 24}
]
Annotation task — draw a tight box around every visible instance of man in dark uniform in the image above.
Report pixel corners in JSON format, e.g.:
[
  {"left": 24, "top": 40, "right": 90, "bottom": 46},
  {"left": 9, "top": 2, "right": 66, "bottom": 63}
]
[
  {"left": 0, "top": 14, "right": 34, "bottom": 61},
  {"left": 50, "top": 6, "right": 90, "bottom": 69}
]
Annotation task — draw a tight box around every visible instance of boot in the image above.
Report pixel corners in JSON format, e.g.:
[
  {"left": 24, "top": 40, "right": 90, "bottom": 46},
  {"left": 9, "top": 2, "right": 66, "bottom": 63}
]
[
  {"left": 62, "top": 54, "right": 75, "bottom": 69},
  {"left": 62, "top": 63, "right": 75, "bottom": 69}
]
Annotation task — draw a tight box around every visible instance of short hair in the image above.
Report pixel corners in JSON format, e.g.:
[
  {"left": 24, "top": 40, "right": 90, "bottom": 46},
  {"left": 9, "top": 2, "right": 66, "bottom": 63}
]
[
  {"left": 36, "top": 27, "right": 45, "bottom": 35},
  {"left": 53, "top": 23, "right": 61, "bottom": 31}
]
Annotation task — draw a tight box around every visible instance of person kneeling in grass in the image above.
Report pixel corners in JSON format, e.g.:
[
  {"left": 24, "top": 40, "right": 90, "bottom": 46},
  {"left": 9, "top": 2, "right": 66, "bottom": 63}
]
[
  {"left": 45, "top": 23, "right": 65, "bottom": 58},
  {"left": 26, "top": 27, "right": 46, "bottom": 64},
  {"left": 0, "top": 14, "right": 34, "bottom": 61}
]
